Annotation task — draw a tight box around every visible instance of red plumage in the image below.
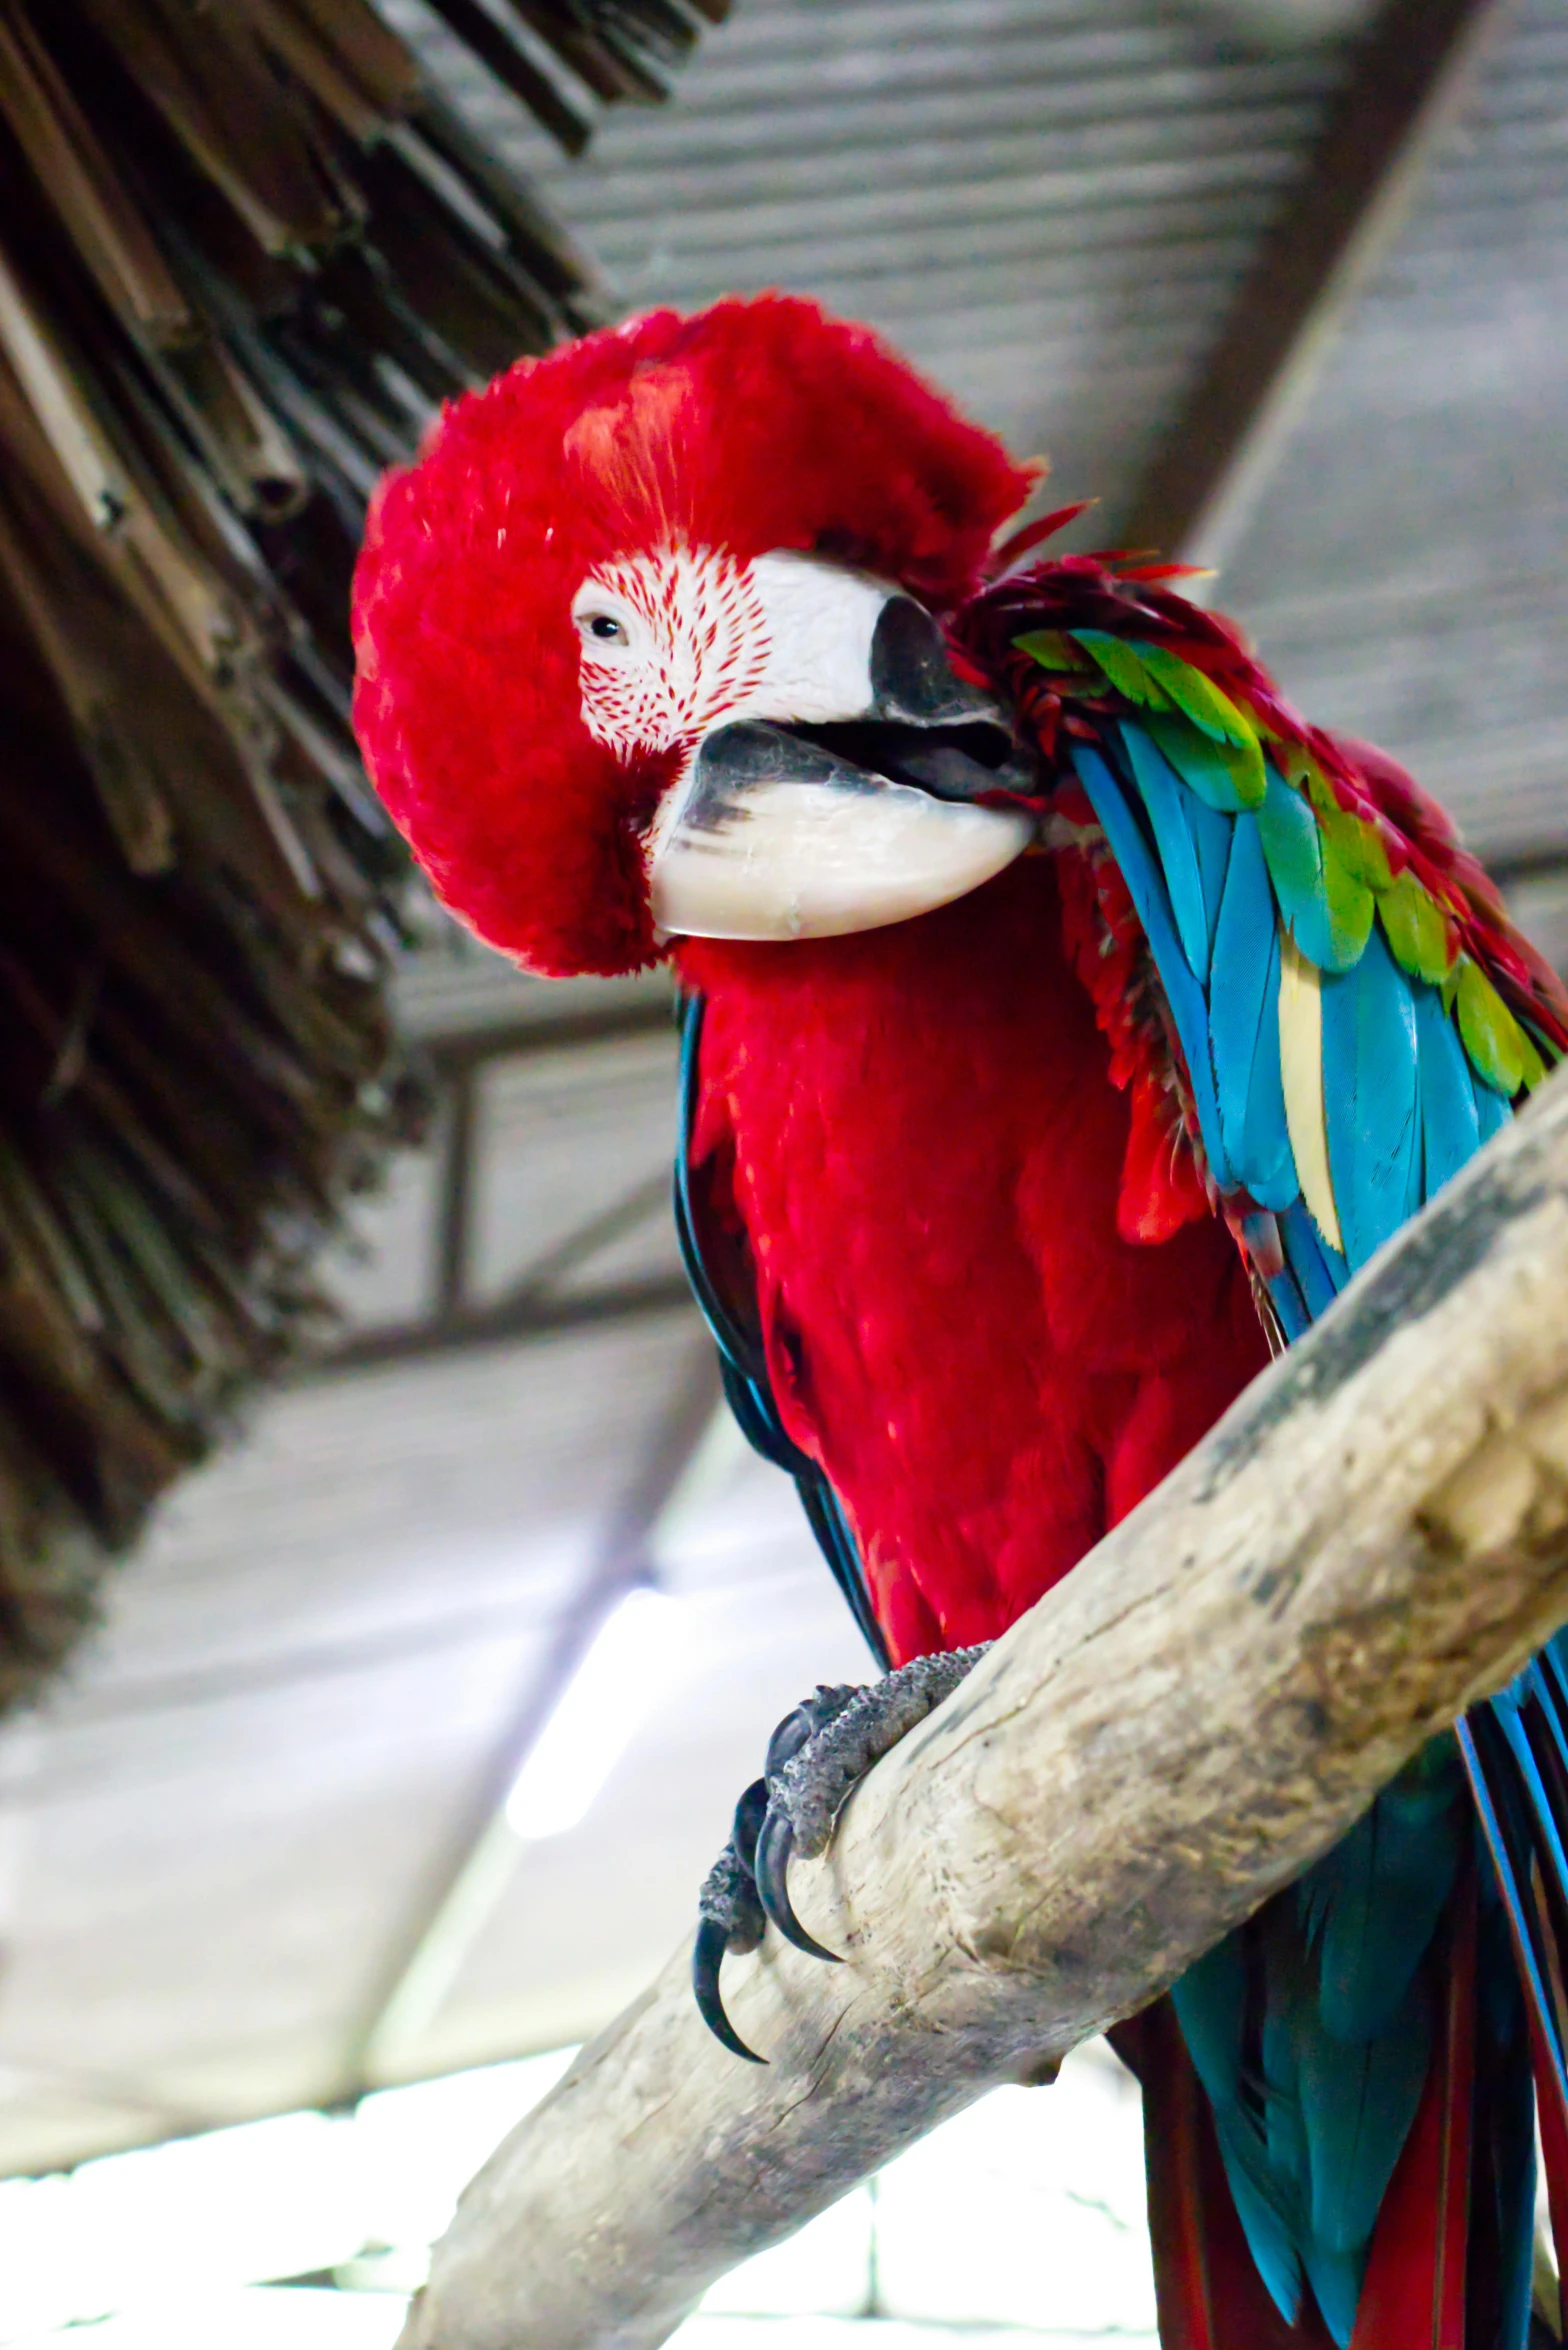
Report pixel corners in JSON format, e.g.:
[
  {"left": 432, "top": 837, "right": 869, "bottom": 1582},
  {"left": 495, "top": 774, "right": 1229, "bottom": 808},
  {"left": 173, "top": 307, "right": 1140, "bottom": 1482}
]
[
  {"left": 677, "top": 862, "right": 1267, "bottom": 1659},
  {"left": 352, "top": 296, "right": 1568, "bottom": 2350}
]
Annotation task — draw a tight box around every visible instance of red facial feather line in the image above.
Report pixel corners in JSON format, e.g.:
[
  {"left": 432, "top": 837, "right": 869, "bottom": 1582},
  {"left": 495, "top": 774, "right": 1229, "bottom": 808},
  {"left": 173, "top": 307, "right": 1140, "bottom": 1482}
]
[{"left": 577, "top": 546, "right": 771, "bottom": 764}]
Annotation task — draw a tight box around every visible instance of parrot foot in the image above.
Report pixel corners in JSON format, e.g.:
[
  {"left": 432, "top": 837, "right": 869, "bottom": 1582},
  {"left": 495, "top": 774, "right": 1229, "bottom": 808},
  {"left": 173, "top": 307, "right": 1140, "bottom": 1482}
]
[{"left": 692, "top": 1647, "right": 991, "bottom": 2061}]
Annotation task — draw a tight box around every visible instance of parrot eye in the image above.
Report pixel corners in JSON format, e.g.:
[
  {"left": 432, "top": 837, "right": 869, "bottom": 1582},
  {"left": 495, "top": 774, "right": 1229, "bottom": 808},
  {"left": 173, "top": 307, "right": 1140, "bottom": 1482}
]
[{"left": 575, "top": 599, "right": 636, "bottom": 655}]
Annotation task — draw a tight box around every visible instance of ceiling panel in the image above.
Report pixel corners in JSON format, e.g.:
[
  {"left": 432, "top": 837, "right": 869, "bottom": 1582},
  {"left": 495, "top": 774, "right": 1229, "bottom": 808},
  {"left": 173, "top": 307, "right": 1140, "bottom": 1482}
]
[
  {"left": 468, "top": 1033, "right": 680, "bottom": 1301},
  {"left": 408, "top": 1464, "right": 872, "bottom": 2080},
  {"left": 0, "top": 1320, "right": 713, "bottom": 2167},
  {"left": 0, "top": 0, "right": 1561, "bottom": 2198}
]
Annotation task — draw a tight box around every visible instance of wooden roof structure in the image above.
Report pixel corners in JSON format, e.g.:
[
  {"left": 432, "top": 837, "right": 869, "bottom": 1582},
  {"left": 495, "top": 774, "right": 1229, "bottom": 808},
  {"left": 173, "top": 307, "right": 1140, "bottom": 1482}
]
[{"left": 0, "top": 0, "right": 720, "bottom": 1705}]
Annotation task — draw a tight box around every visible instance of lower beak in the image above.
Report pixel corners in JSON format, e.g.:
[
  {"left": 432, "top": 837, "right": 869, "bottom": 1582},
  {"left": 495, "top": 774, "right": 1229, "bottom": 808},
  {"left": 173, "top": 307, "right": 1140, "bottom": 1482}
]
[{"left": 648, "top": 722, "right": 1035, "bottom": 944}]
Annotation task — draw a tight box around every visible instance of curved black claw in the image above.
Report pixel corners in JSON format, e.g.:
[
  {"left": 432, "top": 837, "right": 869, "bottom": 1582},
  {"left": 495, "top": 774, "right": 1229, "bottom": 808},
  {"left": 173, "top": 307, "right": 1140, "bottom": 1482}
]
[
  {"left": 754, "top": 1801, "right": 841, "bottom": 1963},
  {"left": 732, "top": 1774, "right": 768, "bottom": 1878},
  {"left": 694, "top": 1661, "right": 988, "bottom": 2060},
  {"left": 692, "top": 1779, "right": 770, "bottom": 2061},
  {"left": 692, "top": 1914, "right": 763, "bottom": 2063}
]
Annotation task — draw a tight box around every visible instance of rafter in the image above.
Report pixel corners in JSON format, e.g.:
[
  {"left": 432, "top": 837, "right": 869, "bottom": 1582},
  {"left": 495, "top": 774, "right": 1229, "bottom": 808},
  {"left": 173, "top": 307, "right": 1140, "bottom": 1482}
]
[
  {"left": 302, "top": 994, "right": 689, "bottom": 1380},
  {"left": 1118, "top": 0, "right": 1514, "bottom": 567}
]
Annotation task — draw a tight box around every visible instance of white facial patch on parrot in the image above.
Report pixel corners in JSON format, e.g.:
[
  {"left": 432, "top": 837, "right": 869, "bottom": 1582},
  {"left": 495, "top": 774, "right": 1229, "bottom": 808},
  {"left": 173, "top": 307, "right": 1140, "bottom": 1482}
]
[
  {"left": 570, "top": 542, "right": 1035, "bottom": 944},
  {"left": 571, "top": 546, "right": 900, "bottom": 761},
  {"left": 572, "top": 546, "right": 770, "bottom": 761}
]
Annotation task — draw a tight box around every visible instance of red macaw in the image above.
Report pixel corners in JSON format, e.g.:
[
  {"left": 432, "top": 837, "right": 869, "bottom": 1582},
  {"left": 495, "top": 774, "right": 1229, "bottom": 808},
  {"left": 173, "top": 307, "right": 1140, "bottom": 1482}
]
[{"left": 352, "top": 296, "right": 1568, "bottom": 2350}]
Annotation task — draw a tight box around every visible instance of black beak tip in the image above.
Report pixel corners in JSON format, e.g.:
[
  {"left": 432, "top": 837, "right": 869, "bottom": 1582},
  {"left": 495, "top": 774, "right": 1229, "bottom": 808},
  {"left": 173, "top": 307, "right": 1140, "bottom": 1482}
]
[{"left": 870, "top": 596, "right": 998, "bottom": 728}]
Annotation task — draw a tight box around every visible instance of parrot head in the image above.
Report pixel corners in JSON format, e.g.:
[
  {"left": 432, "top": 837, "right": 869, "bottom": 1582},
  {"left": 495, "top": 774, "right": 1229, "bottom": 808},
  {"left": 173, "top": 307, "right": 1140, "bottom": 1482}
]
[{"left": 352, "top": 296, "right": 1042, "bottom": 976}]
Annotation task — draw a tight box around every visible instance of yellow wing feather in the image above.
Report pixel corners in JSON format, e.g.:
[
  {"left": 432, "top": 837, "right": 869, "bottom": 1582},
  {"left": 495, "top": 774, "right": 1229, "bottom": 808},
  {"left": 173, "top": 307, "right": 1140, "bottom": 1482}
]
[{"left": 1278, "top": 929, "right": 1344, "bottom": 1257}]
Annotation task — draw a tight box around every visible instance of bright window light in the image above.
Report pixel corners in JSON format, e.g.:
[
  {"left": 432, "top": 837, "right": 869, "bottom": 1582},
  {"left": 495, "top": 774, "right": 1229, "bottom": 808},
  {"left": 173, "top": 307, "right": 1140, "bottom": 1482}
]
[
  {"left": 0, "top": 2113, "right": 364, "bottom": 2341},
  {"left": 872, "top": 2043, "right": 1155, "bottom": 2334},
  {"left": 354, "top": 2049, "right": 576, "bottom": 2254},
  {"left": 506, "top": 1586, "right": 682, "bottom": 1841},
  {"left": 10, "top": 2286, "right": 407, "bottom": 2349},
  {"left": 698, "top": 2186, "right": 874, "bottom": 2317},
  {"left": 0, "top": 2041, "right": 1153, "bottom": 2346}
]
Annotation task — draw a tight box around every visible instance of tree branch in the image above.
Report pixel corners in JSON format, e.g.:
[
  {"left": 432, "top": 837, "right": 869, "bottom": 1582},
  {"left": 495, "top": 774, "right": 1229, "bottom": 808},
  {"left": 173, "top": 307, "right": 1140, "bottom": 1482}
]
[{"left": 398, "top": 1069, "right": 1568, "bottom": 2350}]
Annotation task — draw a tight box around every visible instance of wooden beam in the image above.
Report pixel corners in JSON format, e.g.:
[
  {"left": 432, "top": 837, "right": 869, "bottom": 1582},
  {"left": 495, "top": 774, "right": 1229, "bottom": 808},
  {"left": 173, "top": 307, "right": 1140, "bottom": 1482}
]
[
  {"left": 1491, "top": 846, "right": 1568, "bottom": 894},
  {"left": 1119, "top": 0, "right": 1514, "bottom": 566},
  {"left": 434, "top": 1068, "right": 478, "bottom": 1321},
  {"left": 301, "top": 1271, "right": 695, "bottom": 1378},
  {"left": 417, "top": 998, "right": 676, "bottom": 1075},
  {"left": 298, "top": 994, "right": 686, "bottom": 1381},
  {"left": 398, "top": 1068, "right": 1568, "bottom": 2350}
]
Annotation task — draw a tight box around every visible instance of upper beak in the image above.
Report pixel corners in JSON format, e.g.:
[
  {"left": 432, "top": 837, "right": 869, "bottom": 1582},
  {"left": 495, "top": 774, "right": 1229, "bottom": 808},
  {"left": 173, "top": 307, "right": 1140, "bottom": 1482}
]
[{"left": 649, "top": 594, "right": 1036, "bottom": 943}]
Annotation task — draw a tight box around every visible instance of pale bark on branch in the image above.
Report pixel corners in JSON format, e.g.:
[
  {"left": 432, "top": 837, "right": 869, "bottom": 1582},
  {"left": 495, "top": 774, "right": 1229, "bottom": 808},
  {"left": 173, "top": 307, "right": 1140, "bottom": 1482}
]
[{"left": 399, "top": 1069, "right": 1568, "bottom": 2350}]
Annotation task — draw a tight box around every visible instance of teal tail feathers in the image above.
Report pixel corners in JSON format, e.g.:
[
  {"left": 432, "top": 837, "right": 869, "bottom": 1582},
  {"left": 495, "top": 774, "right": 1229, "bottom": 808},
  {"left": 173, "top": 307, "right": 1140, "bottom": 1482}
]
[
  {"left": 1112, "top": 2002, "right": 1334, "bottom": 2350},
  {"left": 1149, "top": 1740, "right": 1552, "bottom": 2350}
]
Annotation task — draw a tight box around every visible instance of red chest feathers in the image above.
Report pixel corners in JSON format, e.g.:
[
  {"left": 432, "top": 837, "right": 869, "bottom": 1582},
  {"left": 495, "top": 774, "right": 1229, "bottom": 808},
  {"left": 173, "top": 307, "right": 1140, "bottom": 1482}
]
[{"left": 676, "top": 857, "right": 1269, "bottom": 1664}]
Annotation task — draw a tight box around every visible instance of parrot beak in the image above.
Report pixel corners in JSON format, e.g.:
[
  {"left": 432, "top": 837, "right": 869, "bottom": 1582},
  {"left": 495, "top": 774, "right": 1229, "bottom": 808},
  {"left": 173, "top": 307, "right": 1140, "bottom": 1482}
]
[{"left": 647, "top": 592, "right": 1036, "bottom": 943}]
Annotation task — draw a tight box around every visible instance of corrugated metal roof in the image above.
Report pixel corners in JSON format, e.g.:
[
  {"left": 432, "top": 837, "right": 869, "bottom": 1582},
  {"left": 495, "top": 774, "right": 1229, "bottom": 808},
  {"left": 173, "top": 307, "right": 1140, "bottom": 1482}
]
[
  {"left": 399, "top": 0, "right": 1351, "bottom": 499},
  {"left": 1221, "top": 0, "right": 1568, "bottom": 873}
]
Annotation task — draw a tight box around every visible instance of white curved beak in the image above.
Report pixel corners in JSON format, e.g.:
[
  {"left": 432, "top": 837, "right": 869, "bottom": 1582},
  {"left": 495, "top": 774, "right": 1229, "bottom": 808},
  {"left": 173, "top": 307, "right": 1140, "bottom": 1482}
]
[
  {"left": 647, "top": 586, "right": 1035, "bottom": 944},
  {"left": 649, "top": 725, "right": 1033, "bottom": 942}
]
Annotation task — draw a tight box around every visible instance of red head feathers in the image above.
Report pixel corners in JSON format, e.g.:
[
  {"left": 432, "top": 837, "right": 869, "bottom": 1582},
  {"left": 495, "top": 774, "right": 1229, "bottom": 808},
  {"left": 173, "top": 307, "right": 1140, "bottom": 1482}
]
[{"left": 351, "top": 295, "right": 1036, "bottom": 975}]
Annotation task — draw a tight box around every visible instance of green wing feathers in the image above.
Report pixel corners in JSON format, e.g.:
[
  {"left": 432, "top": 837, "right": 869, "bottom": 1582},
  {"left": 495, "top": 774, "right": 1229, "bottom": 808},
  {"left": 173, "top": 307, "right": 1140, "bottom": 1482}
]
[{"left": 1055, "top": 622, "right": 1560, "bottom": 1102}]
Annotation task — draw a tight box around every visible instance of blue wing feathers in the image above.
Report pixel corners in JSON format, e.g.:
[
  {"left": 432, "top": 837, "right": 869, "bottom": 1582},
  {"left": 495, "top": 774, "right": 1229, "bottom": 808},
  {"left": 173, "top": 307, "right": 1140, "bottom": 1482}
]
[
  {"left": 1540, "top": 1631, "right": 1568, "bottom": 1729},
  {"left": 1303, "top": 1756, "right": 1465, "bottom": 2043},
  {"left": 1255, "top": 768, "right": 1330, "bottom": 968},
  {"left": 1193, "top": 784, "right": 1233, "bottom": 947},
  {"left": 1523, "top": 1657, "right": 1568, "bottom": 1862},
  {"left": 1413, "top": 983, "right": 1481, "bottom": 1196},
  {"left": 1320, "top": 927, "right": 1421, "bottom": 1272},
  {"left": 1168, "top": 1936, "right": 1247, "bottom": 2107},
  {"left": 1278, "top": 1201, "right": 1349, "bottom": 1321},
  {"left": 1071, "top": 741, "right": 1236, "bottom": 1188},
  {"left": 1296, "top": 1975, "right": 1432, "bottom": 2257},
  {"left": 1206, "top": 823, "right": 1262, "bottom": 1162},
  {"left": 1474, "top": 1067, "right": 1512, "bottom": 1147},
  {"left": 1118, "top": 721, "right": 1229, "bottom": 981},
  {"left": 1458, "top": 1711, "right": 1568, "bottom": 2120},
  {"left": 1209, "top": 815, "right": 1297, "bottom": 1209},
  {"left": 1097, "top": 710, "right": 1555, "bottom": 2350},
  {"left": 1300, "top": 2245, "right": 1363, "bottom": 2350},
  {"left": 1265, "top": 1257, "right": 1311, "bottom": 1342},
  {"left": 1483, "top": 1657, "right": 1568, "bottom": 2000},
  {"left": 1240, "top": 926, "right": 1296, "bottom": 1211},
  {"left": 1271, "top": 1760, "right": 1465, "bottom": 2341},
  {"left": 1171, "top": 1940, "right": 1308, "bottom": 2326},
  {"left": 1225, "top": 2143, "right": 1307, "bottom": 2328},
  {"left": 1474, "top": 1876, "right": 1541, "bottom": 2350},
  {"left": 1493, "top": 1693, "right": 1568, "bottom": 1907}
]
